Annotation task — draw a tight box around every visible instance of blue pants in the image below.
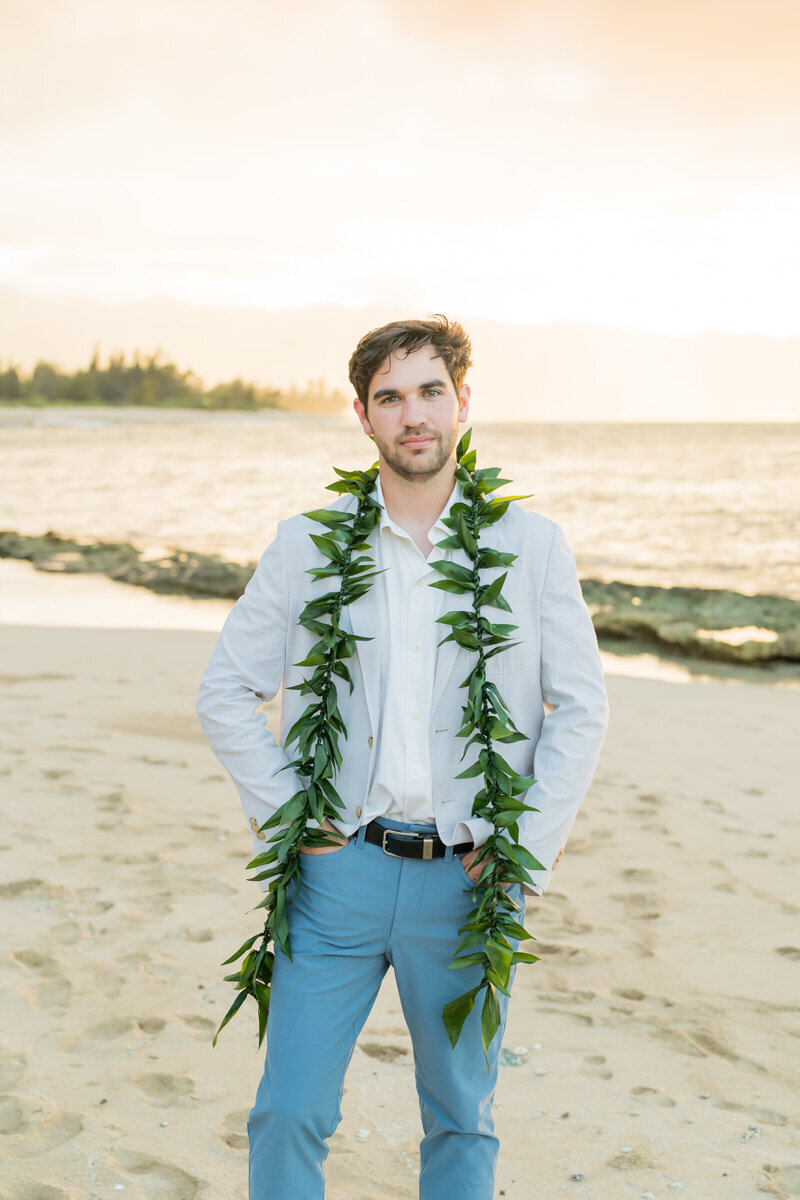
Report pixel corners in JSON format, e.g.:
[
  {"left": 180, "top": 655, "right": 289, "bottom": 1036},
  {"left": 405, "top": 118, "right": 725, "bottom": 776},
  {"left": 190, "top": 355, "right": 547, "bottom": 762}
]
[{"left": 248, "top": 818, "right": 525, "bottom": 1199}]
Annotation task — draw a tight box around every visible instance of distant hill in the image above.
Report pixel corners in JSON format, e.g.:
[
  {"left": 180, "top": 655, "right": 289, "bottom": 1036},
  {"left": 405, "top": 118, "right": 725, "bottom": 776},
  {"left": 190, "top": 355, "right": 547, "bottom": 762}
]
[{"left": 1, "top": 287, "right": 798, "bottom": 421}]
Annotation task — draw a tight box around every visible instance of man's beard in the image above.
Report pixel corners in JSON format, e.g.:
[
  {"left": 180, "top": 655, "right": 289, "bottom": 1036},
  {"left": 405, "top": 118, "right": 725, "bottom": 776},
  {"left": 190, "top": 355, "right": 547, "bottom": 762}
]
[{"left": 375, "top": 426, "right": 458, "bottom": 482}]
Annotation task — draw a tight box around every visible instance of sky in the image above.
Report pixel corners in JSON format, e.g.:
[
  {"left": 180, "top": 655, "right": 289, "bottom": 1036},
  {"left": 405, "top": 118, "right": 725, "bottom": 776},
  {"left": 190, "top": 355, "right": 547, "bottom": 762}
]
[{"left": 1, "top": 0, "right": 800, "bottom": 374}]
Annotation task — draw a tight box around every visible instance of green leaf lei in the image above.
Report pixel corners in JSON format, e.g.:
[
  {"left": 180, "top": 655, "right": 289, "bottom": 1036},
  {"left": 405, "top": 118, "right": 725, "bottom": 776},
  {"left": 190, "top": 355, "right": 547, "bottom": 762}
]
[{"left": 215, "top": 430, "right": 543, "bottom": 1062}]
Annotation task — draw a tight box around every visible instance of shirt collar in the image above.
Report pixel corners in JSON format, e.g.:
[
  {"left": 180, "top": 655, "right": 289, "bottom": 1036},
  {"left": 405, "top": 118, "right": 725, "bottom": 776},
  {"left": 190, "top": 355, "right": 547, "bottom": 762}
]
[{"left": 375, "top": 474, "right": 460, "bottom": 545}]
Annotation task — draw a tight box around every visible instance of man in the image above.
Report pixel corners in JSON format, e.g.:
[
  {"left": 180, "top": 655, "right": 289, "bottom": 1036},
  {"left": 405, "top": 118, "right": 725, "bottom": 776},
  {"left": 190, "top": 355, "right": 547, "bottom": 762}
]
[{"left": 196, "top": 315, "right": 609, "bottom": 1199}]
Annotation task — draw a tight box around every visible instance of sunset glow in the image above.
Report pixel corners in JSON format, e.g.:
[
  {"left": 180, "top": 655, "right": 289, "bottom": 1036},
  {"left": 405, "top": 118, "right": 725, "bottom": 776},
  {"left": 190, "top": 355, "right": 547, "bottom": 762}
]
[{"left": 2, "top": 1, "right": 799, "bottom": 414}]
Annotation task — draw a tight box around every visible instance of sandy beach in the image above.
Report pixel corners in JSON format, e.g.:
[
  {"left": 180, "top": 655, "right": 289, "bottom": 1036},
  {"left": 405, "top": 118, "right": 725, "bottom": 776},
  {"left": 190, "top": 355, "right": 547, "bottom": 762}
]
[{"left": 1, "top": 622, "right": 798, "bottom": 1200}]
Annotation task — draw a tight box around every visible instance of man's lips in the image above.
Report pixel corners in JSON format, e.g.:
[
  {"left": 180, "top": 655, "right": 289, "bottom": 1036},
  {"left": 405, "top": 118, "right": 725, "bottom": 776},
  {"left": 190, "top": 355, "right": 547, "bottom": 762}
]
[{"left": 401, "top": 435, "right": 435, "bottom": 447}]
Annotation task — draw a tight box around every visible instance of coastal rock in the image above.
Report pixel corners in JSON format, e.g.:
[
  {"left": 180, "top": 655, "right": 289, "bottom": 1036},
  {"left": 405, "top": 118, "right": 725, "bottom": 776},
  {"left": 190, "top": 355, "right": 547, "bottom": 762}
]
[
  {"left": 0, "top": 531, "right": 251, "bottom": 600},
  {"left": 582, "top": 578, "right": 800, "bottom": 665}
]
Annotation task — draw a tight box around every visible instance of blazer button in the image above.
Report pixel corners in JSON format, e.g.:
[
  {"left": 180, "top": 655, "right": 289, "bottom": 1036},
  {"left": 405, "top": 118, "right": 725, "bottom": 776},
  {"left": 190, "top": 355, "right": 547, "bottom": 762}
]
[
  {"left": 367, "top": 736, "right": 373, "bottom": 748},
  {"left": 249, "top": 816, "right": 267, "bottom": 841}
]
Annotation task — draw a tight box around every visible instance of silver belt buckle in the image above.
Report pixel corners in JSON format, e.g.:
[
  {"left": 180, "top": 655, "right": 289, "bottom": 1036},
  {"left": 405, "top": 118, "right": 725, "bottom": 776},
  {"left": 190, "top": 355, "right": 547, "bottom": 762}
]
[{"left": 381, "top": 829, "right": 434, "bottom": 860}]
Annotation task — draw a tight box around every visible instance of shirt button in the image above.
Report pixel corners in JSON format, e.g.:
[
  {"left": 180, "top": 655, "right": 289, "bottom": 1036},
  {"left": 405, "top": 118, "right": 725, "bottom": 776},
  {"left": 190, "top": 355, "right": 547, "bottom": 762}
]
[
  {"left": 413, "top": 642, "right": 422, "bottom": 651},
  {"left": 410, "top": 712, "right": 420, "bottom": 721},
  {"left": 356, "top": 806, "right": 362, "bottom": 818},
  {"left": 368, "top": 736, "right": 374, "bottom": 748},
  {"left": 411, "top": 776, "right": 420, "bottom": 786}
]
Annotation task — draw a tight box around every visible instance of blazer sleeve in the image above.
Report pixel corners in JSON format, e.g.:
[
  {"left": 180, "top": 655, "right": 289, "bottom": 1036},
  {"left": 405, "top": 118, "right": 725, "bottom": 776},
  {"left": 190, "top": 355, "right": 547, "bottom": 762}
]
[
  {"left": 521, "top": 521, "right": 609, "bottom": 892},
  {"left": 195, "top": 523, "right": 303, "bottom": 840}
]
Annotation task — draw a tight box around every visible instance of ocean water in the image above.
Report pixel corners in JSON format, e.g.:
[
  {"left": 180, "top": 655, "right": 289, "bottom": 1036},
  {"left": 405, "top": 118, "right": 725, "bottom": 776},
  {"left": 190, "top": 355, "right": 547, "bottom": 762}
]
[{"left": 2, "top": 407, "right": 799, "bottom": 601}]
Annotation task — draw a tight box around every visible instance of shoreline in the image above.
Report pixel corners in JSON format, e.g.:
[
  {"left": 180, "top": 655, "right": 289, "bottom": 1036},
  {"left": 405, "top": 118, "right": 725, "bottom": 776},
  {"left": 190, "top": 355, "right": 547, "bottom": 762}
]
[
  {"left": 2, "top": 533, "right": 799, "bottom": 671},
  {"left": 1, "top": 557, "right": 799, "bottom": 690}
]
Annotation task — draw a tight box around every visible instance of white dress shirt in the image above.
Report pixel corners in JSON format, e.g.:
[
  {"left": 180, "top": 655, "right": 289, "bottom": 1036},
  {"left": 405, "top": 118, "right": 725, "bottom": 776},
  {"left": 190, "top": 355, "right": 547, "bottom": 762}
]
[{"left": 362, "top": 478, "right": 472, "bottom": 843}]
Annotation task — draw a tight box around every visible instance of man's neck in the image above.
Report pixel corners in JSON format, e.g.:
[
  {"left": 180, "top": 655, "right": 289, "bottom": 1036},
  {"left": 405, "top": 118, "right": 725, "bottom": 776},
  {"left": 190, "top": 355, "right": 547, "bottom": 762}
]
[{"left": 378, "top": 462, "right": 457, "bottom": 558}]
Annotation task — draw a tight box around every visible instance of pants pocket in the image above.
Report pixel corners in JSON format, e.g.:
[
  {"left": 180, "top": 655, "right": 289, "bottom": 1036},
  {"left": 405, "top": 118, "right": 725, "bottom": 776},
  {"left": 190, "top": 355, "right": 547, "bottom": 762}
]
[
  {"left": 298, "top": 837, "right": 354, "bottom": 869},
  {"left": 455, "top": 853, "right": 476, "bottom": 889}
]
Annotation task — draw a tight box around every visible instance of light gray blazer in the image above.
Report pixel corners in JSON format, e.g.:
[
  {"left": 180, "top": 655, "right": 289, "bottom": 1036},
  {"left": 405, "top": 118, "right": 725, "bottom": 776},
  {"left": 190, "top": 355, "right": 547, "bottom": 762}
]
[{"left": 196, "top": 491, "right": 609, "bottom": 895}]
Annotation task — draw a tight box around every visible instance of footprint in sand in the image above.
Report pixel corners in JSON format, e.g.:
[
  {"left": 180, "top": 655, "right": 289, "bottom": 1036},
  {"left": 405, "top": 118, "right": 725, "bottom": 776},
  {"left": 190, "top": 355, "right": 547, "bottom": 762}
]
[
  {"left": 540, "top": 1008, "right": 594, "bottom": 1026},
  {"left": 630, "top": 1085, "right": 676, "bottom": 1107},
  {"left": 688, "top": 1027, "right": 766, "bottom": 1073},
  {"left": 647, "top": 1020, "right": 766, "bottom": 1073},
  {"left": 137, "top": 1016, "right": 166, "bottom": 1036},
  {"left": 117, "top": 950, "right": 151, "bottom": 969},
  {"left": 0, "top": 1094, "right": 27, "bottom": 1135},
  {"left": 13, "top": 949, "right": 60, "bottom": 975},
  {"left": 619, "top": 868, "right": 664, "bottom": 884},
  {"left": 91, "top": 966, "right": 126, "bottom": 998},
  {"left": 579, "top": 1054, "right": 613, "bottom": 1080},
  {"left": 89, "top": 1016, "right": 134, "bottom": 1040},
  {"left": 220, "top": 1109, "right": 250, "bottom": 1151},
  {"left": 759, "top": 1164, "right": 800, "bottom": 1196},
  {"left": 775, "top": 946, "right": 800, "bottom": 961},
  {"left": 535, "top": 942, "right": 596, "bottom": 965},
  {"left": 95, "top": 789, "right": 130, "bottom": 814},
  {"left": 50, "top": 920, "right": 81, "bottom": 945},
  {"left": 359, "top": 1042, "right": 410, "bottom": 1063},
  {"left": 133, "top": 1073, "right": 194, "bottom": 1107},
  {"left": 13, "top": 949, "right": 72, "bottom": 1009},
  {"left": 613, "top": 987, "right": 646, "bottom": 1002},
  {"left": 0, "top": 1050, "right": 26, "bottom": 1091},
  {"left": 711, "top": 1099, "right": 787, "bottom": 1125},
  {"left": 609, "top": 892, "right": 662, "bottom": 920},
  {"left": 62, "top": 1016, "right": 140, "bottom": 1052},
  {"left": 178, "top": 1015, "right": 216, "bottom": 1038},
  {"left": 11, "top": 1112, "right": 83, "bottom": 1158},
  {"left": 204, "top": 878, "right": 236, "bottom": 896},
  {"left": 29, "top": 978, "right": 72, "bottom": 1009},
  {"left": 183, "top": 928, "right": 215, "bottom": 943},
  {"left": 9, "top": 1186, "right": 70, "bottom": 1200},
  {"left": 0, "top": 879, "right": 47, "bottom": 899},
  {"left": 115, "top": 1149, "right": 205, "bottom": 1199}
]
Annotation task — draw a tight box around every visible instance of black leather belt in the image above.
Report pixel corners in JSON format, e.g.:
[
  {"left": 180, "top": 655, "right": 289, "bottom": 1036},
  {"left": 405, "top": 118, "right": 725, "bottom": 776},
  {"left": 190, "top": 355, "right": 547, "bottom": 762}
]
[{"left": 364, "top": 821, "right": 472, "bottom": 861}]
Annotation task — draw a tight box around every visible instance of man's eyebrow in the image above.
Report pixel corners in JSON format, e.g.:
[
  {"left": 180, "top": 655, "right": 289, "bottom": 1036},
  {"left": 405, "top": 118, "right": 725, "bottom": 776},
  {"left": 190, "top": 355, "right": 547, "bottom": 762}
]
[{"left": 371, "top": 379, "right": 448, "bottom": 400}]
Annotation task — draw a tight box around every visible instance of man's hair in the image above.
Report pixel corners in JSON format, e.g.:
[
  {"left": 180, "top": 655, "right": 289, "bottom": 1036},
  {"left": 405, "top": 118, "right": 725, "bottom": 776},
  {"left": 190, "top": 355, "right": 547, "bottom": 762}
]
[{"left": 348, "top": 315, "right": 472, "bottom": 409}]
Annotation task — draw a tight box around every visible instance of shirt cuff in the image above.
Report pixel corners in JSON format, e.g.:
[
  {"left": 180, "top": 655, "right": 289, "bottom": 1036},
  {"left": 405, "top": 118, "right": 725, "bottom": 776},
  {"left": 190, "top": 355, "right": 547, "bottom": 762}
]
[{"left": 452, "top": 816, "right": 494, "bottom": 847}]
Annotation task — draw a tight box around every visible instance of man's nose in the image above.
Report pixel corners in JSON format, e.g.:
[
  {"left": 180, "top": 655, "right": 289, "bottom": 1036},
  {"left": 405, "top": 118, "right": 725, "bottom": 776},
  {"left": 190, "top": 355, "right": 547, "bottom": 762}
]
[{"left": 401, "top": 392, "right": 427, "bottom": 425}]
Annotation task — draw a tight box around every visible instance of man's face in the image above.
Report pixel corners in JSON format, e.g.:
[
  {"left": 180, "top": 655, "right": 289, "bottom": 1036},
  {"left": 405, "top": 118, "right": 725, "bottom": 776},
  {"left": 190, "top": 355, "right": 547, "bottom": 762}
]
[{"left": 353, "top": 344, "right": 470, "bottom": 483}]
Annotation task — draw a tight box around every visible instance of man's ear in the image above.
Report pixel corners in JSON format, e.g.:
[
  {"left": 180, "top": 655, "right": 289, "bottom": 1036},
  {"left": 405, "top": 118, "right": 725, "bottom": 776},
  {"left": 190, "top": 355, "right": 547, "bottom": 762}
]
[
  {"left": 458, "top": 384, "right": 471, "bottom": 424},
  {"left": 353, "top": 397, "right": 372, "bottom": 436}
]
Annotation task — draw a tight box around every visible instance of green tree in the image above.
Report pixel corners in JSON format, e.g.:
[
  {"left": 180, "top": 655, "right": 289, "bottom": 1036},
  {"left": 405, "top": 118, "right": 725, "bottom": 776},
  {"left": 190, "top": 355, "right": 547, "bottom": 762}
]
[{"left": 0, "top": 365, "right": 22, "bottom": 399}]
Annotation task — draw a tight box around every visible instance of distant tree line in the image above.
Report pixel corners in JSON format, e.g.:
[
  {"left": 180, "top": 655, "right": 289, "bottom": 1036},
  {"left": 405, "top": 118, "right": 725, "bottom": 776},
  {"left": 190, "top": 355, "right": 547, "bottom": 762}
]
[{"left": 0, "top": 351, "right": 348, "bottom": 414}]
